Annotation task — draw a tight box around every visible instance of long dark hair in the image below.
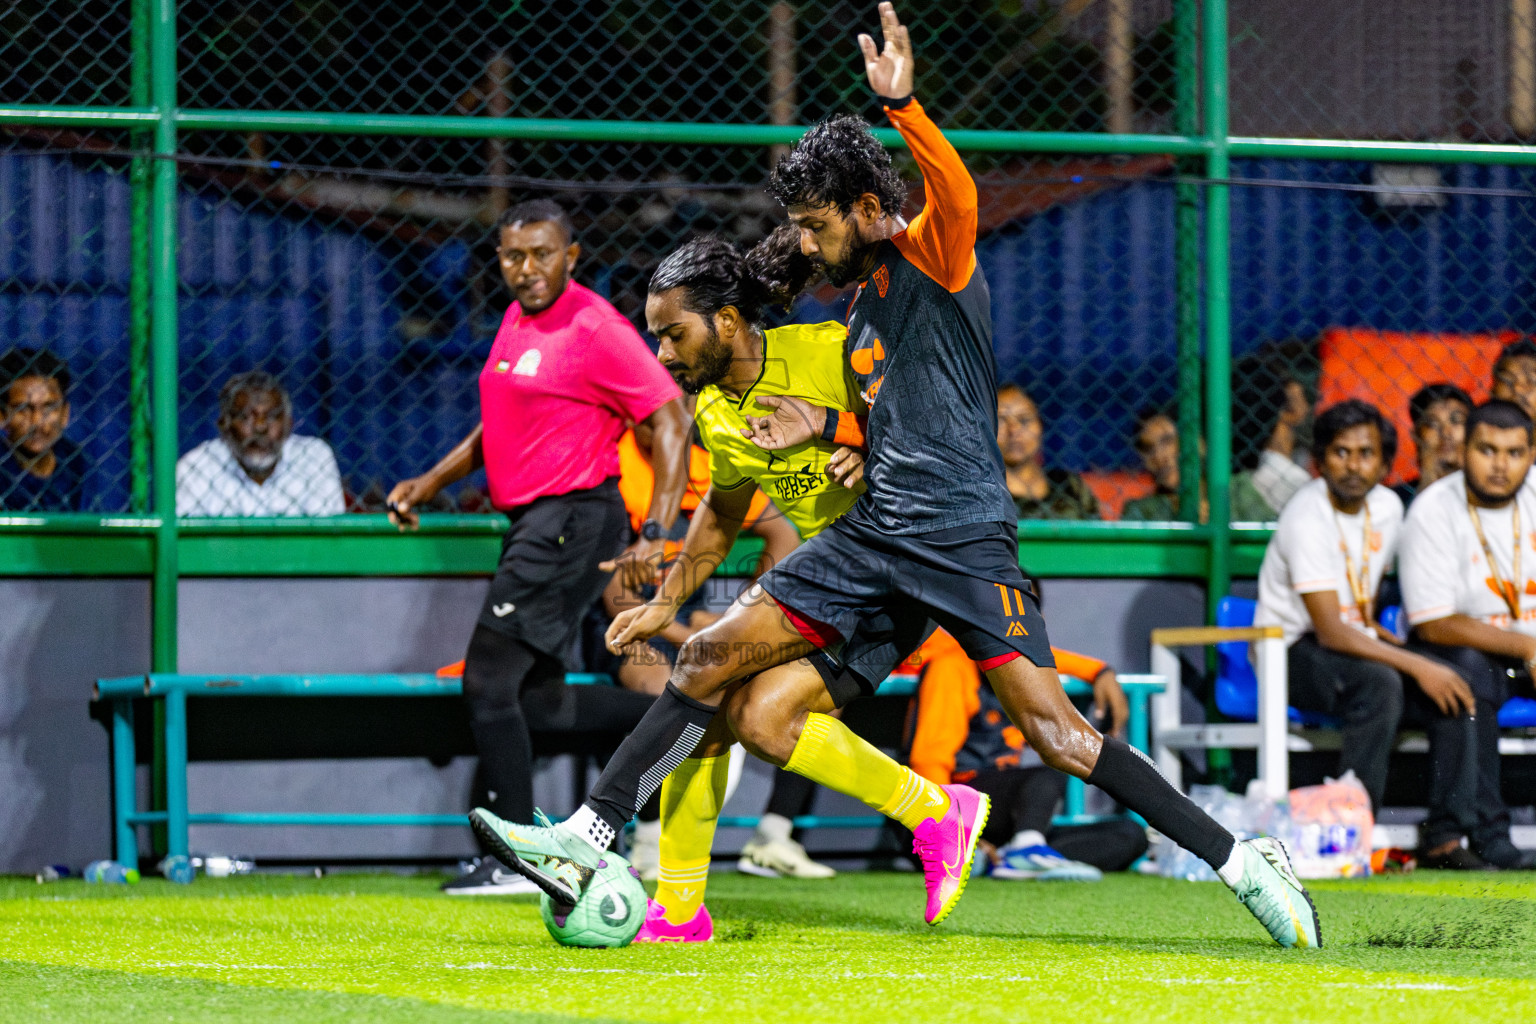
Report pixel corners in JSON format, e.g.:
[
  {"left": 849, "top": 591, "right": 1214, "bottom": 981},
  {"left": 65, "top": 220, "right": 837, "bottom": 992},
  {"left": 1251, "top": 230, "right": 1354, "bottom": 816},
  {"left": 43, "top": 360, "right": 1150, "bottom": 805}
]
[{"left": 648, "top": 224, "right": 822, "bottom": 324}]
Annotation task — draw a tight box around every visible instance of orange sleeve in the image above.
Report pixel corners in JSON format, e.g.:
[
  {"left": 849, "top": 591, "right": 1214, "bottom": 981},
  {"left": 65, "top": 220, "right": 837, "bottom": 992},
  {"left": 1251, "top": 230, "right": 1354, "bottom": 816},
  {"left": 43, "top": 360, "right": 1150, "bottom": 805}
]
[
  {"left": 908, "top": 632, "right": 982, "bottom": 785},
  {"left": 1051, "top": 647, "right": 1108, "bottom": 683},
  {"left": 885, "top": 99, "right": 979, "bottom": 293},
  {"left": 833, "top": 411, "right": 867, "bottom": 448}
]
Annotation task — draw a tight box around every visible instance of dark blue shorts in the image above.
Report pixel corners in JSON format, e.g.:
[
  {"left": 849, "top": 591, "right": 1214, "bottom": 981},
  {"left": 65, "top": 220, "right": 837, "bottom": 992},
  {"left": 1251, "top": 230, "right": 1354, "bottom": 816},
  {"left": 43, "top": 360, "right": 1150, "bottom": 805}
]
[{"left": 760, "top": 517, "right": 1055, "bottom": 700}]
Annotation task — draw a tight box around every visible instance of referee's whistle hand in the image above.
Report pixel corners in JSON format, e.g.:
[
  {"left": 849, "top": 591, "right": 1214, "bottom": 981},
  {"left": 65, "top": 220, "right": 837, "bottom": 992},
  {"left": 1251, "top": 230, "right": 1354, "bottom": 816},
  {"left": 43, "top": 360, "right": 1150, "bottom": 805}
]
[{"left": 386, "top": 477, "right": 432, "bottom": 531}]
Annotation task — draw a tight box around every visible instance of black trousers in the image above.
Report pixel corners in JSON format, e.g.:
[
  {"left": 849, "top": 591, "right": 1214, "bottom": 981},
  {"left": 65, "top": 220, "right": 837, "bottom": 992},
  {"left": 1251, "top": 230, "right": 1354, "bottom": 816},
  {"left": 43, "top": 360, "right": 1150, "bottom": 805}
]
[
  {"left": 967, "top": 766, "right": 1148, "bottom": 873},
  {"left": 1404, "top": 641, "right": 1519, "bottom": 853},
  {"left": 1285, "top": 635, "right": 1406, "bottom": 813}
]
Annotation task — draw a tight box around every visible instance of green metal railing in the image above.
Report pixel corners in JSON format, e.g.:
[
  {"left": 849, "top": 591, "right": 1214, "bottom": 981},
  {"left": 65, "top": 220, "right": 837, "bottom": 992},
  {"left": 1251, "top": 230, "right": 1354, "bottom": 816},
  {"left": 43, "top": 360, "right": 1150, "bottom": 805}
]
[{"left": 4, "top": 0, "right": 1536, "bottom": 677}]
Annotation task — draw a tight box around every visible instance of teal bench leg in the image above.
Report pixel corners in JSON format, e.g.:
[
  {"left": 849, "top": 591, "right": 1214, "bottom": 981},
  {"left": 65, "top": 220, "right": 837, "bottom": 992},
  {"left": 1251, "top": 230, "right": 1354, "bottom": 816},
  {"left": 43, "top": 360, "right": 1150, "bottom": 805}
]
[
  {"left": 112, "top": 698, "right": 138, "bottom": 868},
  {"left": 164, "top": 687, "right": 190, "bottom": 859}
]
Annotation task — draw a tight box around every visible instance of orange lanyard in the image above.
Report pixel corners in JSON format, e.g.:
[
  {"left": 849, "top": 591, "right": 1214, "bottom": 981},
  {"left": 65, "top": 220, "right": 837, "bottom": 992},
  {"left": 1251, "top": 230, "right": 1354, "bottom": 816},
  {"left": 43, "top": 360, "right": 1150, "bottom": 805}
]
[
  {"left": 1332, "top": 503, "right": 1373, "bottom": 625},
  {"left": 1469, "top": 500, "right": 1523, "bottom": 621}
]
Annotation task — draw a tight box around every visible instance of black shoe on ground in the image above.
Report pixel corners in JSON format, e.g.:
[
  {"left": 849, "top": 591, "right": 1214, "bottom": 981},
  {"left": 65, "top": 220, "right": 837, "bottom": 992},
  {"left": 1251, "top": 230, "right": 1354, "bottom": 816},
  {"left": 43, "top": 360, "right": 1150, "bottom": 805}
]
[
  {"left": 1474, "top": 838, "right": 1536, "bottom": 870},
  {"left": 440, "top": 856, "right": 542, "bottom": 895},
  {"left": 1417, "top": 845, "right": 1495, "bottom": 871}
]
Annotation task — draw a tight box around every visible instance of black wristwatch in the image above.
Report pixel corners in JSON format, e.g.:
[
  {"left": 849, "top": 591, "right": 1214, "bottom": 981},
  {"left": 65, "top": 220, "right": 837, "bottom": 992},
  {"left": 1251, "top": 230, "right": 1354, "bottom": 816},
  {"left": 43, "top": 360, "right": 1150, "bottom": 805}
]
[{"left": 639, "top": 518, "right": 664, "bottom": 542}]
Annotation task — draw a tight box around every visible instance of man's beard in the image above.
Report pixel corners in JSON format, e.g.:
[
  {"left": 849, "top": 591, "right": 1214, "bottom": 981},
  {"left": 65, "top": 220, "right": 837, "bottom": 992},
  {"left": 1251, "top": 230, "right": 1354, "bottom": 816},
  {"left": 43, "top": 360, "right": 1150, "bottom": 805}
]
[
  {"left": 822, "top": 239, "right": 880, "bottom": 288},
  {"left": 229, "top": 437, "right": 282, "bottom": 476},
  {"left": 1468, "top": 473, "right": 1523, "bottom": 507},
  {"left": 676, "top": 325, "right": 734, "bottom": 395}
]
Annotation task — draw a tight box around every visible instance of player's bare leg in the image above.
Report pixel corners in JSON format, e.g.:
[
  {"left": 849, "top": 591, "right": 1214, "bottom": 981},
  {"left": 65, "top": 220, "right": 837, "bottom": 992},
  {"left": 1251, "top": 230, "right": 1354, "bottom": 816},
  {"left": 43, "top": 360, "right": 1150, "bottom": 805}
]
[{"left": 986, "top": 656, "right": 1322, "bottom": 948}]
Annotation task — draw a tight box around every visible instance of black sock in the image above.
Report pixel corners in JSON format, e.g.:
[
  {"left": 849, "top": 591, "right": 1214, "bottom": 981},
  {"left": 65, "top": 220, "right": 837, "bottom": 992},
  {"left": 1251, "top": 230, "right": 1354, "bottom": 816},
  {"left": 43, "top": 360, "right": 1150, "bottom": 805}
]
[
  {"left": 765, "top": 768, "right": 817, "bottom": 820},
  {"left": 1086, "top": 735, "right": 1235, "bottom": 870},
  {"left": 583, "top": 682, "right": 718, "bottom": 835}
]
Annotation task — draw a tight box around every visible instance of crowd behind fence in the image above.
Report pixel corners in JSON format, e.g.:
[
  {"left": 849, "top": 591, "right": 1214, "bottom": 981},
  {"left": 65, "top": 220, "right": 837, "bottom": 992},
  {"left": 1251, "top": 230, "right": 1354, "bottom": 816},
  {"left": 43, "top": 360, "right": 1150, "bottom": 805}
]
[{"left": 4, "top": 1, "right": 1536, "bottom": 526}]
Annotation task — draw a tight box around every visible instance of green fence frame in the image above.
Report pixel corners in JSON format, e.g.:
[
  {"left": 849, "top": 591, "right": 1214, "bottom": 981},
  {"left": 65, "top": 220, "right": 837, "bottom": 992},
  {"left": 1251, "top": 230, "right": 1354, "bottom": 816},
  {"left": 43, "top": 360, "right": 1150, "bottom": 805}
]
[{"left": 5, "top": 0, "right": 1536, "bottom": 675}]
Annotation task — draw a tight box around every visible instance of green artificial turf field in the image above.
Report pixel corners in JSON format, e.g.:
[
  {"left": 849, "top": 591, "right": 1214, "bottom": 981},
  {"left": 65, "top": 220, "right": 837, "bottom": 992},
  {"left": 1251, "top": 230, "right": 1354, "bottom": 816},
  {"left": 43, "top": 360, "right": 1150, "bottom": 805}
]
[{"left": 1, "top": 871, "right": 1533, "bottom": 1023}]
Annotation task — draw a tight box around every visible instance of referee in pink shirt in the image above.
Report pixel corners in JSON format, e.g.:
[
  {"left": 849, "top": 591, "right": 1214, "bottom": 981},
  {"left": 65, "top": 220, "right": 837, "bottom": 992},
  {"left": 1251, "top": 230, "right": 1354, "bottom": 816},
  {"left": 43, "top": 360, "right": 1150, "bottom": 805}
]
[{"left": 389, "top": 199, "right": 690, "bottom": 894}]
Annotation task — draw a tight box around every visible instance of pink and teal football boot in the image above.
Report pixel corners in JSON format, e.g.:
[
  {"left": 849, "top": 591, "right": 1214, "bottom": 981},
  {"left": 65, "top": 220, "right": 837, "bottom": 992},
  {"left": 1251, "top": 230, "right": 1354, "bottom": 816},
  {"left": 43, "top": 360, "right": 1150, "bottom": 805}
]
[
  {"left": 911, "top": 784, "right": 990, "bottom": 925},
  {"left": 633, "top": 899, "right": 713, "bottom": 942}
]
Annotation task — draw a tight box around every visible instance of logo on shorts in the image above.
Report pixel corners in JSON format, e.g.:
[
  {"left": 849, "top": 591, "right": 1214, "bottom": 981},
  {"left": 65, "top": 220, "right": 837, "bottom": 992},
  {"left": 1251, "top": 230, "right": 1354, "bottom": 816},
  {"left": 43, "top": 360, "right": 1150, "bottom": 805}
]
[
  {"left": 995, "top": 584, "right": 1031, "bottom": 637},
  {"left": 492, "top": 602, "right": 516, "bottom": 617}
]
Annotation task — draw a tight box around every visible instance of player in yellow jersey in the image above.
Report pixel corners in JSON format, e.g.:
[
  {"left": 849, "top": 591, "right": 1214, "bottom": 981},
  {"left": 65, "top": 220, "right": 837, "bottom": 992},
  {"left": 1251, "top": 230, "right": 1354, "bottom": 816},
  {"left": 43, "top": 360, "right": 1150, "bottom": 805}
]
[{"left": 607, "top": 228, "right": 964, "bottom": 940}]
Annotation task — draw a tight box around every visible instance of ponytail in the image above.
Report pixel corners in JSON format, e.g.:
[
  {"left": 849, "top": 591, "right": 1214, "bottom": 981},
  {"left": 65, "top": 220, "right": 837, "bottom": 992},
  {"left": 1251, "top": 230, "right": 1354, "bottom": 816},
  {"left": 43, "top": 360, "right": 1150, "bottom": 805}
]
[{"left": 648, "top": 225, "right": 823, "bottom": 326}]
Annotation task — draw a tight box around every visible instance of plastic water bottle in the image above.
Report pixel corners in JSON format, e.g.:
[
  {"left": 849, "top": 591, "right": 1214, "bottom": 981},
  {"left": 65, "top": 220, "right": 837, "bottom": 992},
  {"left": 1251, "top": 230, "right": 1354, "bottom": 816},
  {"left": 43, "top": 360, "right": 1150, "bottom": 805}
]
[
  {"left": 83, "top": 860, "right": 140, "bottom": 884},
  {"left": 200, "top": 855, "right": 255, "bottom": 878},
  {"left": 158, "top": 854, "right": 196, "bottom": 884}
]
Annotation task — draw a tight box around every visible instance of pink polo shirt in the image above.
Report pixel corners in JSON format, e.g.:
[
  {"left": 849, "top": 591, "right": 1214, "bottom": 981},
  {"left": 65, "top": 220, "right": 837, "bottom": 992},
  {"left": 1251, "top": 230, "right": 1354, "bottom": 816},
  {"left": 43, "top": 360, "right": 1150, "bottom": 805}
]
[{"left": 479, "top": 281, "right": 680, "bottom": 510}]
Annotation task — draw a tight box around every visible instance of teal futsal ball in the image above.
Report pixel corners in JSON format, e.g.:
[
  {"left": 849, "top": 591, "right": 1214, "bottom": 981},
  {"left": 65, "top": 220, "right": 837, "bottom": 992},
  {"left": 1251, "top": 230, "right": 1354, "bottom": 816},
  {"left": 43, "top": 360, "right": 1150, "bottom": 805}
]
[{"left": 539, "top": 853, "right": 646, "bottom": 948}]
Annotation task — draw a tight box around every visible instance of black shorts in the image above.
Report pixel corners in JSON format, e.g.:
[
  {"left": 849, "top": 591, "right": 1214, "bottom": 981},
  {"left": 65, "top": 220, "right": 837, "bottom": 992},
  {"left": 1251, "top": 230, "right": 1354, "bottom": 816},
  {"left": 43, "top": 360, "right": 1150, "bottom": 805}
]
[
  {"left": 760, "top": 516, "right": 1054, "bottom": 699},
  {"left": 476, "top": 478, "right": 629, "bottom": 657}
]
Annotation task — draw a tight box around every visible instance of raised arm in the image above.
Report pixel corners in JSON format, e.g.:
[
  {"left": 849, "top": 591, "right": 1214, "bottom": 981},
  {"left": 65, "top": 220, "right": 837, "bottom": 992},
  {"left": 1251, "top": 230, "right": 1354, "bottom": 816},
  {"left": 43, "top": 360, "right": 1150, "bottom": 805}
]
[{"left": 861, "top": 3, "right": 978, "bottom": 292}]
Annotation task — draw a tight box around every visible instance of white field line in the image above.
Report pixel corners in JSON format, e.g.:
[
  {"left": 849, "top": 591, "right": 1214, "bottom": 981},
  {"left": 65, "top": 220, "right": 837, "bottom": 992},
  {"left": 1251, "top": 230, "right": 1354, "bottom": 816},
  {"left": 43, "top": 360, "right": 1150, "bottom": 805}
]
[{"left": 140, "top": 961, "right": 1472, "bottom": 991}]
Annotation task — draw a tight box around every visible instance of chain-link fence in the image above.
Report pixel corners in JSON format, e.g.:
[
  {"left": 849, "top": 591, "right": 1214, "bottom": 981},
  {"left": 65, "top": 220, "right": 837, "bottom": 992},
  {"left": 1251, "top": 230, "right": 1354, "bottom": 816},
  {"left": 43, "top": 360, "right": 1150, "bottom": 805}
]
[
  {"left": 5, "top": 1, "right": 1536, "bottom": 525},
  {"left": 1, "top": 133, "right": 143, "bottom": 513}
]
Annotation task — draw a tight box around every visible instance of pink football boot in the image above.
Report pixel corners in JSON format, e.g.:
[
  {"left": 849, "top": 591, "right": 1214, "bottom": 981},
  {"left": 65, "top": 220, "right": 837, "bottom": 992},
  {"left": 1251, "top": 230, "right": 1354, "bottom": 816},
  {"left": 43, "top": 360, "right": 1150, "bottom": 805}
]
[
  {"left": 633, "top": 899, "right": 713, "bottom": 942},
  {"left": 911, "top": 784, "right": 990, "bottom": 925}
]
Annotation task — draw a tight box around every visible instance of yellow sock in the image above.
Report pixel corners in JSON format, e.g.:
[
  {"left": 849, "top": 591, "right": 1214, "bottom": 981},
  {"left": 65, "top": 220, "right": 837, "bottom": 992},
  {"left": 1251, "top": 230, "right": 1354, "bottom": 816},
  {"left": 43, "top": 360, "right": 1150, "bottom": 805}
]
[
  {"left": 655, "top": 754, "right": 729, "bottom": 925},
  {"left": 784, "top": 713, "right": 950, "bottom": 831}
]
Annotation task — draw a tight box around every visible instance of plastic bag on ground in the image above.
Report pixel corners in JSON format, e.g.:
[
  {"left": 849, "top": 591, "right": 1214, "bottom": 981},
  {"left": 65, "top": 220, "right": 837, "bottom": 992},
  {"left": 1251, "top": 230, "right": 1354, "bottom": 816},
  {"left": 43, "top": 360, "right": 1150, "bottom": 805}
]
[{"left": 1281, "top": 770, "right": 1374, "bottom": 879}]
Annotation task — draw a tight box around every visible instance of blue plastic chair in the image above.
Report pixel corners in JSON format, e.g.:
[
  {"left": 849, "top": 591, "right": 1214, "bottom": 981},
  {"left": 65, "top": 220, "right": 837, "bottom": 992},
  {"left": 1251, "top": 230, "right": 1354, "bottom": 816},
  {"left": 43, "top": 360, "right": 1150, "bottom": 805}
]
[{"left": 1213, "top": 596, "right": 1337, "bottom": 726}]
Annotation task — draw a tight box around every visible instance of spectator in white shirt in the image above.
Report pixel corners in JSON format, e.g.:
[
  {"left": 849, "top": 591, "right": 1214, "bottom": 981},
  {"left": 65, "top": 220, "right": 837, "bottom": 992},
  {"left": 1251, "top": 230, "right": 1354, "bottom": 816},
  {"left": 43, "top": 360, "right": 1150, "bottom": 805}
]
[
  {"left": 176, "top": 370, "right": 345, "bottom": 517},
  {"left": 1400, "top": 399, "right": 1536, "bottom": 870},
  {"left": 1255, "top": 400, "right": 1469, "bottom": 833}
]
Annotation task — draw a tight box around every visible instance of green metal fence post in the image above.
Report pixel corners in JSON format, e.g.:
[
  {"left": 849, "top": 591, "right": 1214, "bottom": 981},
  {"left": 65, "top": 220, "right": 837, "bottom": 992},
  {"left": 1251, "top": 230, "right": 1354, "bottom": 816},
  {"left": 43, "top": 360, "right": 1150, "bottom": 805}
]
[
  {"left": 148, "top": 0, "right": 181, "bottom": 854},
  {"left": 1203, "top": 0, "right": 1233, "bottom": 620},
  {"left": 149, "top": 0, "right": 179, "bottom": 674},
  {"left": 129, "top": 0, "right": 152, "bottom": 514},
  {"left": 1174, "top": 0, "right": 1202, "bottom": 526}
]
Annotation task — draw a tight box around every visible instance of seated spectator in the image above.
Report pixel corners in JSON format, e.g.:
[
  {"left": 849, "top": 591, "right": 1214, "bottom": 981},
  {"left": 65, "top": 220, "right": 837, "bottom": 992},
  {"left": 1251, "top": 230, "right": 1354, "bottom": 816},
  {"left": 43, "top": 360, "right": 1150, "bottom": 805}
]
[
  {"left": 1121, "top": 408, "right": 1277, "bottom": 522},
  {"left": 908, "top": 627, "right": 1145, "bottom": 878},
  {"left": 1491, "top": 337, "right": 1536, "bottom": 421},
  {"left": 176, "top": 370, "right": 345, "bottom": 516},
  {"left": 1394, "top": 383, "right": 1471, "bottom": 507},
  {"left": 997, "top": 384, "right": 1099, "bottom": 520},
  {"left": 1399, "top": 399, "right": 1536, "bottom": 870},
  {"left": 1, "top": 348, "right": 84, "bottom": 511},
  {"left": 1233, "top": 373, "right": 1315, "bottom": 513},
  {"left": 1255, "top": 399, "right": 1473, "bottom": 831}
]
